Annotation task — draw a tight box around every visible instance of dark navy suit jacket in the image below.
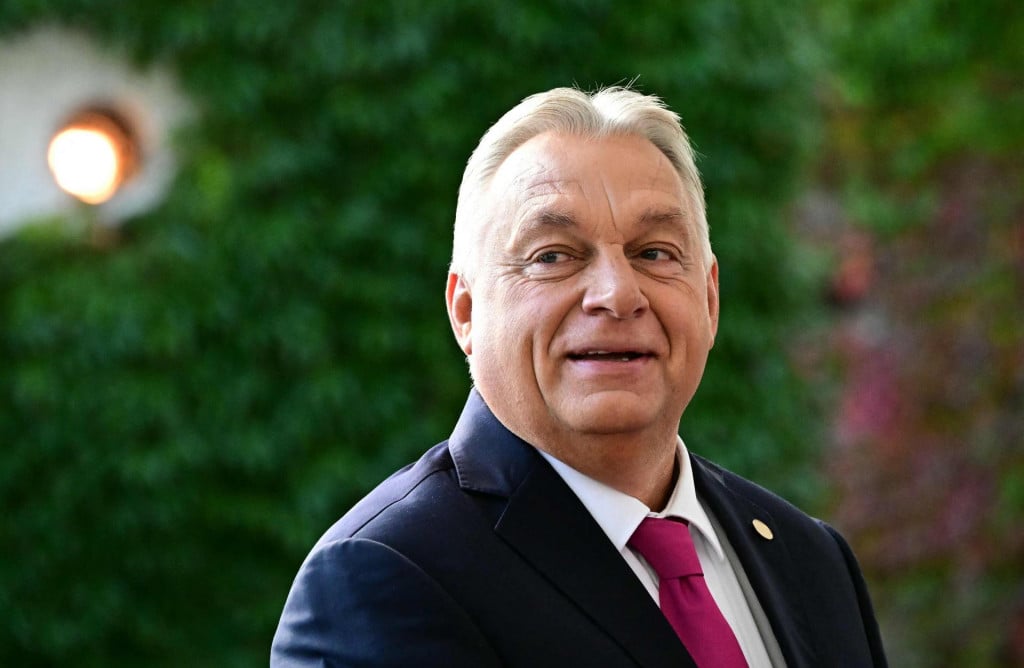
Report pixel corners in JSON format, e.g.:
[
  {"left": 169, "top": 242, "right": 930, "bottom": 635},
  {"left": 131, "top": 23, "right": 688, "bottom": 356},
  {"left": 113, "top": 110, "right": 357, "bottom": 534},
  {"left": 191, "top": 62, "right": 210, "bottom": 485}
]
[{"left": 271, "top": 390, "right": 887, "bottom": 667}]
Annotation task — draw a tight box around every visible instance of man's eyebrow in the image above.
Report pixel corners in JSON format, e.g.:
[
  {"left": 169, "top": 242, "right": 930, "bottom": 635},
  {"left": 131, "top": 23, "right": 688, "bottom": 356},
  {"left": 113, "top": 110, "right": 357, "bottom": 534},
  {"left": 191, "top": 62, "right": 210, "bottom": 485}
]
[
  {"left": 510, "top": 209, "right": 579, "bottom": 244},
  {"left": 531, "top": 209, "right": 578, "bottom": 229},
  {"left": 637, "top": 207, "right": 687, "bottom": 227}
]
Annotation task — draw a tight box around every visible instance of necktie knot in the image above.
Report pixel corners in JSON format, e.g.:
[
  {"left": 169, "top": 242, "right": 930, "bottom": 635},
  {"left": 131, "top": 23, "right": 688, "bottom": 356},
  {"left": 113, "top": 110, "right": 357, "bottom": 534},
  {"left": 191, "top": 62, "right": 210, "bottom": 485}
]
[{"left": 628, "top": 517, "right": 703, "bottom": 580}]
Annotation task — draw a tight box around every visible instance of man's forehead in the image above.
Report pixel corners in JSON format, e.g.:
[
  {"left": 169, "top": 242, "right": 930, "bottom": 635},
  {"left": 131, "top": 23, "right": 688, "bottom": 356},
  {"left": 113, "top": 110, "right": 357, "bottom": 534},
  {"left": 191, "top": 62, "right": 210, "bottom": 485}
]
[
  {"left": 490, "top": 156, "right": 586, "bottom": 222},
  {"left": 497, "top": 135, "right": 584, "bottom": 185},
  {"left": 493, "top": 133, "right": 682, "bottom": 196},
  {"left": 498, "top": 162, "right": 689, "bottom": 224},
  {"left": 476, "top": 132, "right": 694, "bottom": 251},
  {"left": 504, "top": 157, "right": 577, "bottom": 198}
]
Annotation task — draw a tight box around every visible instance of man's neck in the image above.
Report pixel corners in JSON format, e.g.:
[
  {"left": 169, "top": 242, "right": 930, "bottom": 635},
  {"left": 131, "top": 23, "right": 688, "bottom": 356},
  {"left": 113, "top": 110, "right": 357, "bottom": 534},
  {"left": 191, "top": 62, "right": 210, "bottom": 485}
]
[{"left": 534, "top": 430, "right": 680, "bottom": 509}]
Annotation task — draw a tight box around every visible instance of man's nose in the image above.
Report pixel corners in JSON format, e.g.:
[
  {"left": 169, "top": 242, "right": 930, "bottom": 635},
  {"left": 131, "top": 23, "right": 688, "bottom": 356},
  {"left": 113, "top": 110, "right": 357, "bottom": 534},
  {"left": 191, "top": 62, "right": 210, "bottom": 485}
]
[{"left": 580, "top": 251, "right": 648, "bottom": 318}]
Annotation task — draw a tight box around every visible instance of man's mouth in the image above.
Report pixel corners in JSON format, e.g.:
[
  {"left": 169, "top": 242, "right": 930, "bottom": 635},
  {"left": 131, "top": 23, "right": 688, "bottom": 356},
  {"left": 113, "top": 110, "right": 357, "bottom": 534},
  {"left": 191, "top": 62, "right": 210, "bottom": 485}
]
[{"left": 567, "top": 350, "right": 650, "bottom": 362}]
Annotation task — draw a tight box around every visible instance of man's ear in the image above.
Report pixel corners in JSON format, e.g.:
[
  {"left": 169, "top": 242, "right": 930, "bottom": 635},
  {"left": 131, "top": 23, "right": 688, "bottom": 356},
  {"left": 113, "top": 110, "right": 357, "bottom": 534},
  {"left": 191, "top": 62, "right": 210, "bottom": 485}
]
[
  {"left": 446, "top": 272, "right": 473, "bottom": 355},
  {"left": 707, "top": 256, "right": 720, "bottom": 346}
]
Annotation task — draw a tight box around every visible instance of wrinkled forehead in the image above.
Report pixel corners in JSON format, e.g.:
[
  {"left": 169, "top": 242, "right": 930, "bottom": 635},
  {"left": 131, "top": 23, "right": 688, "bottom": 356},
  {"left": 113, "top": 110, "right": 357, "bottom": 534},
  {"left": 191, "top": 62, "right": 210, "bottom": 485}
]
[{"left": 486, "top": 132, "right": 690, "bottom": 226}]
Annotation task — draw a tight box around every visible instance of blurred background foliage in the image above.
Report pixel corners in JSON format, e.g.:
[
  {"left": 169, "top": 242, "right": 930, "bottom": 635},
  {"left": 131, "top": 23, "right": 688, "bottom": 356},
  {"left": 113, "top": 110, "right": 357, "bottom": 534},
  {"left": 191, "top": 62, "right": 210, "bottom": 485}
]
[
  {"left": 0, "top": 1, "right": 1020, "bottom": 666},
  {"left": 808, "top": 1, "right": 1024, "bottom": 665}
]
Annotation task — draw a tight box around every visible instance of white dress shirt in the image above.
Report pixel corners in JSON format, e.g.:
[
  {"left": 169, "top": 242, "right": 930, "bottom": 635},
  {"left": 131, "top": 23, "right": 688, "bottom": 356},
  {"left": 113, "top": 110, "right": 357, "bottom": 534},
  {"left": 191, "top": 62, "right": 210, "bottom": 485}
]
[{"left": 539, "top": 438, "right": 774, "bottom": 667}]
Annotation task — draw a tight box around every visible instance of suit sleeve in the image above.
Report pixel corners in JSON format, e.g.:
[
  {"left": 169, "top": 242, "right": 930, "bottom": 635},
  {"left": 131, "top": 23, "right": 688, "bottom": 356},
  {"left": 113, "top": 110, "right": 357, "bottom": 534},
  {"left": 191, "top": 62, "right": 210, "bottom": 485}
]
[
  {"left": 821, "top": 522, "right": 889, "bottom": 668},
  {"left": 271, "top": 537, "right": 501, "bottom": 668}
]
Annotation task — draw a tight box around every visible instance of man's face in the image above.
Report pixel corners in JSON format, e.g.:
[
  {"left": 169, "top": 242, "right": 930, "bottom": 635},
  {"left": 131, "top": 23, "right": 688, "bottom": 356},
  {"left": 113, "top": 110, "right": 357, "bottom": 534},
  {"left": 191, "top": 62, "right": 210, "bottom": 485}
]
[{"left": 447, "top": 131, "right": 719, "bottom": 468}]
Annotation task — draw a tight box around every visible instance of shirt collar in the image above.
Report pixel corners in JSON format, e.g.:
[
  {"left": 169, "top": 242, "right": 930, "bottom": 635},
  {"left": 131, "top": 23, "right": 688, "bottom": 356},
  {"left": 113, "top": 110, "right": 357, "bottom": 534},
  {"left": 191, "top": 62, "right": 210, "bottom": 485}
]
[{"left": 538, "top": 437, "right": 725, "bottom": 561}]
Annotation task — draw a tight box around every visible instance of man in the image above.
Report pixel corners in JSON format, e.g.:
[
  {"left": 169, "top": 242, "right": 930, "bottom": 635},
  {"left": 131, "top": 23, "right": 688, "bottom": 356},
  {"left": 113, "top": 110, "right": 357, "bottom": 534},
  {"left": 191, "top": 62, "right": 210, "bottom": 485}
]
[{"left": 271, "top": 87, "right": 888, "bottom": 667}]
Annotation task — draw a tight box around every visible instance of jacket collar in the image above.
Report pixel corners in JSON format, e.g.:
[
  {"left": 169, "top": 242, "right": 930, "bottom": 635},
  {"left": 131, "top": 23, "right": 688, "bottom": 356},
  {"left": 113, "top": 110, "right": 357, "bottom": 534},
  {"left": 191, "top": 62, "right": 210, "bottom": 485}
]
[{"left": 448, "top": 389, "right": 538, "bottom": 496}]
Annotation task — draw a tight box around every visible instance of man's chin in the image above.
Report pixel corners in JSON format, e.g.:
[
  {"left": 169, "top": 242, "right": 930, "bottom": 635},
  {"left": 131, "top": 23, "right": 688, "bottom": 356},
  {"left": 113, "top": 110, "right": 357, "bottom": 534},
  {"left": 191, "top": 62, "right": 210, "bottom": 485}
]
[{"left": 560, "top": 391, "right": 670, "bottom": 436}]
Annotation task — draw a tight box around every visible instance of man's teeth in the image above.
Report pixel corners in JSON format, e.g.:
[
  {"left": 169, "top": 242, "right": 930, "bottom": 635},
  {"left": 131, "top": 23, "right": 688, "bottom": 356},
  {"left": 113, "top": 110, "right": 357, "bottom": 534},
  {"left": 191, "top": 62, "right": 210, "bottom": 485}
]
[{"left": 577, "top": 351, "right": 641, "bottom": 361}]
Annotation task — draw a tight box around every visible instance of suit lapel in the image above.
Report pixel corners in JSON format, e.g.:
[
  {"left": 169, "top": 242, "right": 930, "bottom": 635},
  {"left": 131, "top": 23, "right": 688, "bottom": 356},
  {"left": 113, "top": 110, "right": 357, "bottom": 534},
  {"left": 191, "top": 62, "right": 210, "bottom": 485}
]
[
  {"left": 496, "top": 459, "right": 696, "bottom": 668},
  {"left": 449, "top": 391, "right": 694, "bottom": 668},
  {"left": 691, "top": 455, "right": 819, "bottom": 667}
]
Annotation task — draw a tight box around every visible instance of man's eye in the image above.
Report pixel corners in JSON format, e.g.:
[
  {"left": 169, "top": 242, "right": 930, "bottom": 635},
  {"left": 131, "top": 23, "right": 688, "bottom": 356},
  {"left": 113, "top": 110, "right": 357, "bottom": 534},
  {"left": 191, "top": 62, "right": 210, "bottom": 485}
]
[
  {"left": 639, "top": 248, "right": 672, "bottom": 261},
  {"left": 536, "top": 251, "right": 564, "bottom": 264}
]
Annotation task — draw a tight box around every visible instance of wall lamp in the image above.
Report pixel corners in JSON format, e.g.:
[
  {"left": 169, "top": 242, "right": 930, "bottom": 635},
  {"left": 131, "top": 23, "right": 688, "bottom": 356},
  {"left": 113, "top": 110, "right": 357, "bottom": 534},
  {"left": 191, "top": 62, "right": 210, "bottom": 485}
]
[{"left": 47, "top": 107, "right": 140, "bottom": 206}]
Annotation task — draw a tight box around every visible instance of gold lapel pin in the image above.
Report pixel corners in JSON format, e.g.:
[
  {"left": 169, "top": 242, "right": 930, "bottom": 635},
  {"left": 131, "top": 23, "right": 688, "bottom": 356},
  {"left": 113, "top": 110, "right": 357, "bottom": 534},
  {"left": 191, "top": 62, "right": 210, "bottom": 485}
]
[{"left": 752, "top": 519, "right": 774, "bottom": 541}]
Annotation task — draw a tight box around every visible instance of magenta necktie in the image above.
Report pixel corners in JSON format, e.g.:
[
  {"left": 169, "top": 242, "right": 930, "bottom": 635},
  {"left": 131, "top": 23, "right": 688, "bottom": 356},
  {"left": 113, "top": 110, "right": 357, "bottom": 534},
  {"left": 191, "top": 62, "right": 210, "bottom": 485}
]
[{"left": 628, "top": 517, "right": 748, "bottom": 667}]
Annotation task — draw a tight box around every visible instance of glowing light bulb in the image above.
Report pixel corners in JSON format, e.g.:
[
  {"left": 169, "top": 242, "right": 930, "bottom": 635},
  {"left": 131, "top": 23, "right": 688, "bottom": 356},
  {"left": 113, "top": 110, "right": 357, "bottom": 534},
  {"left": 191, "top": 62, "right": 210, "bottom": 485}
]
[
  {"left": 48, "top": 128, "right": 121, "bottom": 204},
  {"left": 47, "top": 110, "right": 138, "bottom": 205}
]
